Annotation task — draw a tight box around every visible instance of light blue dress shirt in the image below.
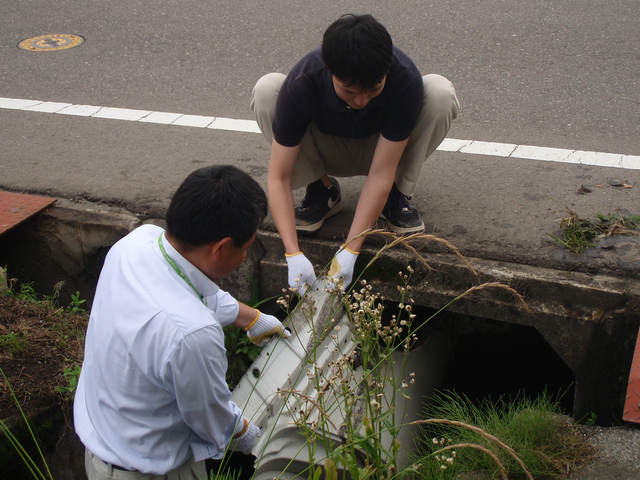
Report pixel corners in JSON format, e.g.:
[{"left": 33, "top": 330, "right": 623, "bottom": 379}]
[{"left": 74, "top": 224, "right": 245, "bottom": 474}]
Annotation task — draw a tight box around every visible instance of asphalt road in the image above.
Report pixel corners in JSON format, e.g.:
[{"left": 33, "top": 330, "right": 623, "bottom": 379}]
[
  {"left": 1, "top": 3, "right": 639, "bottom": 476},
  {"left": 1, "top": 0, "right": 639, "bottom": 274}
]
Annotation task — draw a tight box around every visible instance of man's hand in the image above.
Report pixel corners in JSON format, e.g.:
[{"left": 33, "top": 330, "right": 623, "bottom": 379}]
[
  {"left": 245, "top": 310, "right": 291, "bottom": 346},
  {"left": 285, "top": 252, "right": 317, "bottom": 295},
  {"left": 327, "top": 245, "right": 359, "bottom": 292},
  {"left": 231, "top": 419, "right": 261, "bottom": 454}
]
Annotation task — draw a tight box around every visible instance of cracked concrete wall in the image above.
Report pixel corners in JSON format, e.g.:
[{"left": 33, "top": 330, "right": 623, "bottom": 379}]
[{"left": 0, "top": 205, "right": 141, "bottom": 306}]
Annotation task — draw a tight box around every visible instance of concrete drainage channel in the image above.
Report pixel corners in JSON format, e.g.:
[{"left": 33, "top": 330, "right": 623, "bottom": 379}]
[{"left": 2, "top": 200, "right": 640, "bottom": 475}]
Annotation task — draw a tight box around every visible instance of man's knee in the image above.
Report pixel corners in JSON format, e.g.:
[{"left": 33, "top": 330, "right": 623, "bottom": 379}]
[
  {"left": 422, "top": 74, "right": 460, "bottom": 119},
  {"left": 251, "top": 72, "right": 286, "bottom": 114}
]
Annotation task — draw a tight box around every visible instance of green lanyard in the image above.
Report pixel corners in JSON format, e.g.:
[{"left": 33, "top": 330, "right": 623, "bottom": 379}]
[{"left": 158, "top": 233, "right": 207, "bottom": 306}]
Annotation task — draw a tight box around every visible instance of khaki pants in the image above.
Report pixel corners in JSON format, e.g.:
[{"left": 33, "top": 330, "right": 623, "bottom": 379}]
[
  {"left": 84, "top": 449, "right": 208, "bottom": 480},
  {"left": 250, "top": 72, "right": 460, "bottom": 196}
]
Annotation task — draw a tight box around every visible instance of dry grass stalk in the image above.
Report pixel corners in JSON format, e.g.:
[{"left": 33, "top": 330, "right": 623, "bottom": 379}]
[
  {"left": 344, "top": 230, "right": 530, "bottom": 317},
  {"left": 348, "top": 229, "right": 477, "bottom": 277},
  {"left": 433, "top": 443, "right": 508, "bottom": 480},
  {"left": 605, "top": 222, "right": 634, "bottom": 237},
  {"left": 413, "top": 418, "right": 534, "bottom": 480},
  {"left": 456, "top": 282, "right": 530, "bottom": 314}
]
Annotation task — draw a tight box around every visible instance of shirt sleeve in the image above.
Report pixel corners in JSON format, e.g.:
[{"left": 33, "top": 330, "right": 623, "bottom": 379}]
[
  {"left": 210, "top": 290, "right": 240, "bottom": 327},
  {"left": 163, "top": 325, "right": 244, "bottom": 457},
  {"left": 272, "top": 73, "right": 313, "bottom": 147},
  {"left": 380, "top": 65, "right": 425, "bottom": 142}
]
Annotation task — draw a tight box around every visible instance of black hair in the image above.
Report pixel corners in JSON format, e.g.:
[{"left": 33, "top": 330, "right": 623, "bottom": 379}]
[
  {"left": 321, "top": 14, "right": 393, "bottom": 90},
  {"left": 166, "top": 165, "right": 268, "bottom": 249}
]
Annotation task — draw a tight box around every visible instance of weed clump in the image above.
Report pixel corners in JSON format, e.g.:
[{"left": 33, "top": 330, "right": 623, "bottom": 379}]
[
  {"left": 411, "top": 391, "right": 599, "bottom": 479},
  {"left": 547, "top": 209, "right": 640, "bottom": 255}
]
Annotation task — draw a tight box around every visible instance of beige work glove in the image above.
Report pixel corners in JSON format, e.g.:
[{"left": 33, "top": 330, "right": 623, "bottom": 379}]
[
  {"left": 327, "top": 245, "right": 359, "bottom": 292},
  {"left": 244, "top": 310, "right": 291, "bottom": 346}
]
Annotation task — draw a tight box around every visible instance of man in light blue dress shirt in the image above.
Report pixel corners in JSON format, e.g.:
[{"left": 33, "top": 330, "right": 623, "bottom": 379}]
[{"left": 74, "top": 165, "right": 289, "bottom": 479}]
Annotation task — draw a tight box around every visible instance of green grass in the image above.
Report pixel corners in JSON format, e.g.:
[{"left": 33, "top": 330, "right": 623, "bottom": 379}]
[
  {"left": 546, "top": 222, "right": 597, "bottom": 255},
  {"left": 1, "top": 368, "right": 54, "bottom": 480},
  {"left": 0, "top": 331, "right": 28, "bottom": 355},
  {"left": 9, "top": 281, "right": 39, "bottom": 303},
  {"left": 410, "top": 391, "right": 598, "bottom": 479}
]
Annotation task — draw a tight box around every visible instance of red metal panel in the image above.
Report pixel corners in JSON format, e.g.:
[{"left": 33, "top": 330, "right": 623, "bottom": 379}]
[
  {"left": 623, "top": 327, "right": 640, "bottom": 424},
  {"left": 0, "top": 191, "right": 56, "bottom": 236}
]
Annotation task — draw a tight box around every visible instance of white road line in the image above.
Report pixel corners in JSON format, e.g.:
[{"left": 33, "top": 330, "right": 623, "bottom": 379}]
[{"left": 2, "top": 96, "right": 638, "bottom": 170}]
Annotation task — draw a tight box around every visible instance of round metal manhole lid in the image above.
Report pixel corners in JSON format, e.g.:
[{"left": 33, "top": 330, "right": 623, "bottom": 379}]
[{"left": 18, "top": 34, "right": 84, "bottom": 51}]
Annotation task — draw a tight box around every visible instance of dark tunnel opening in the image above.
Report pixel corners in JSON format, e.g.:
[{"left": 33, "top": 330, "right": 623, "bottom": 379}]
[{"left": 431, "top": 311, "right": 576, "bottom": 415}]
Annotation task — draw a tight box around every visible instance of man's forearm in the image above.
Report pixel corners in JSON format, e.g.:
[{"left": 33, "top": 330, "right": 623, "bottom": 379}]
[
  {"left": 268, "top": 140, "right": 302, "bottom": 255},
  {"left": 345, "top": 136, "right": 409, "bottom": 252},
  {"left": 232, "top": 302, "right": 259, "bottom": 330},
  {"left": 267, "top": 178, "right": 301, "bottom": 254},
  {"left": 345, "top": 176, "right": 394, "bottom": 252}
]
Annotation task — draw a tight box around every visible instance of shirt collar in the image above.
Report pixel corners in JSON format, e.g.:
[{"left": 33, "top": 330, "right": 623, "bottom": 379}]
[
  {"left": 322, "top": 68, "right": 385, "bottom": 113},
  {"left": 157, "top": 232, "right": 219, "bottom": 300},
  {"left": 324, "top": 69, "right": 347, "bottom": 112}
]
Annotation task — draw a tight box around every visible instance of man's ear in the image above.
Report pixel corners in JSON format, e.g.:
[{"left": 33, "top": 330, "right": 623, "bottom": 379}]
[{"left": 210, "top": 237, "right": 234, "bottom": 261}]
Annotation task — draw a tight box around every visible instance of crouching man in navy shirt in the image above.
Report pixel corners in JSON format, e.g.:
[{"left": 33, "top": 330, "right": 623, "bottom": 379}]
[{"left": 252, "top": 14, "right": 460, "bottom": 294}]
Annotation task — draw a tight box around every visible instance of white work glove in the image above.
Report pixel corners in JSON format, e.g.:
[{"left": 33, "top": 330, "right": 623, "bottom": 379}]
[
  {"left": 230, "top": 418, "right": 261, "bottom": 455},
  {"left": 327, "top": 245, "right": 359, "bottom": 292},
  {"left": 285, "top": 252, "right": 317, "bottom": 295},
  {"left": 245, "top": 310, "right": 291, "bottom": 346}
]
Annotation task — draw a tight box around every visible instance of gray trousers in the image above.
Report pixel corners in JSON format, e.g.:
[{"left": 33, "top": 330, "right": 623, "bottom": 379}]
[
  {"left": 250, "top": 73, "right": 460, "bottom": 196},
  {"left": 84, "top": 449, "right": 207, "bottom": 480}
]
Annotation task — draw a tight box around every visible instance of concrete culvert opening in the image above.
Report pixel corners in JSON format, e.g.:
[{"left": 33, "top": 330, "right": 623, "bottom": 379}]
[
  {"left": 425, "top": 308, "right": 577, "bottom": 415},
  {"left": 376, "top": 300, "right": 577, "bottom": 416}
]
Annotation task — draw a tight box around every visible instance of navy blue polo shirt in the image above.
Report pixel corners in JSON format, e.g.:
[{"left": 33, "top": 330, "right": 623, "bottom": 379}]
[{"left": 273, "top": 46, "right": 425, "bottom": 147}]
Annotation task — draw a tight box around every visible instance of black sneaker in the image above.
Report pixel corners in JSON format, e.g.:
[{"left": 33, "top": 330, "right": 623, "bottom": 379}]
[
  {"left": 295, "top": 178, "right": 342, "bottom": 232},
  {"left": 380, "top": 184, "right": 425, "bottom": 234}
]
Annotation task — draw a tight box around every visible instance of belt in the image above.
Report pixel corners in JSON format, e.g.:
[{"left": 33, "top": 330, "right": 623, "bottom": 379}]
[
  {"left": 111, "top": 464, "right": 135, "bottom": 472},
  {"left": 88, "top": 449, "right": 138, "bottom": 473}
]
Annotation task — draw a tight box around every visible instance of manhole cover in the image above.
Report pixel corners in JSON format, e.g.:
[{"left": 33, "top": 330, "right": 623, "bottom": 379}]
[{"left": 18, "top": 34, "right": 84, "bottom": 51}]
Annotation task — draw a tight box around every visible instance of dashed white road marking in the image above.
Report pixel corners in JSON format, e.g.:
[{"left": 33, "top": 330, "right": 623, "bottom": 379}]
[{"left": 2, "top": 97, "right": 638, "bottom": 170}]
